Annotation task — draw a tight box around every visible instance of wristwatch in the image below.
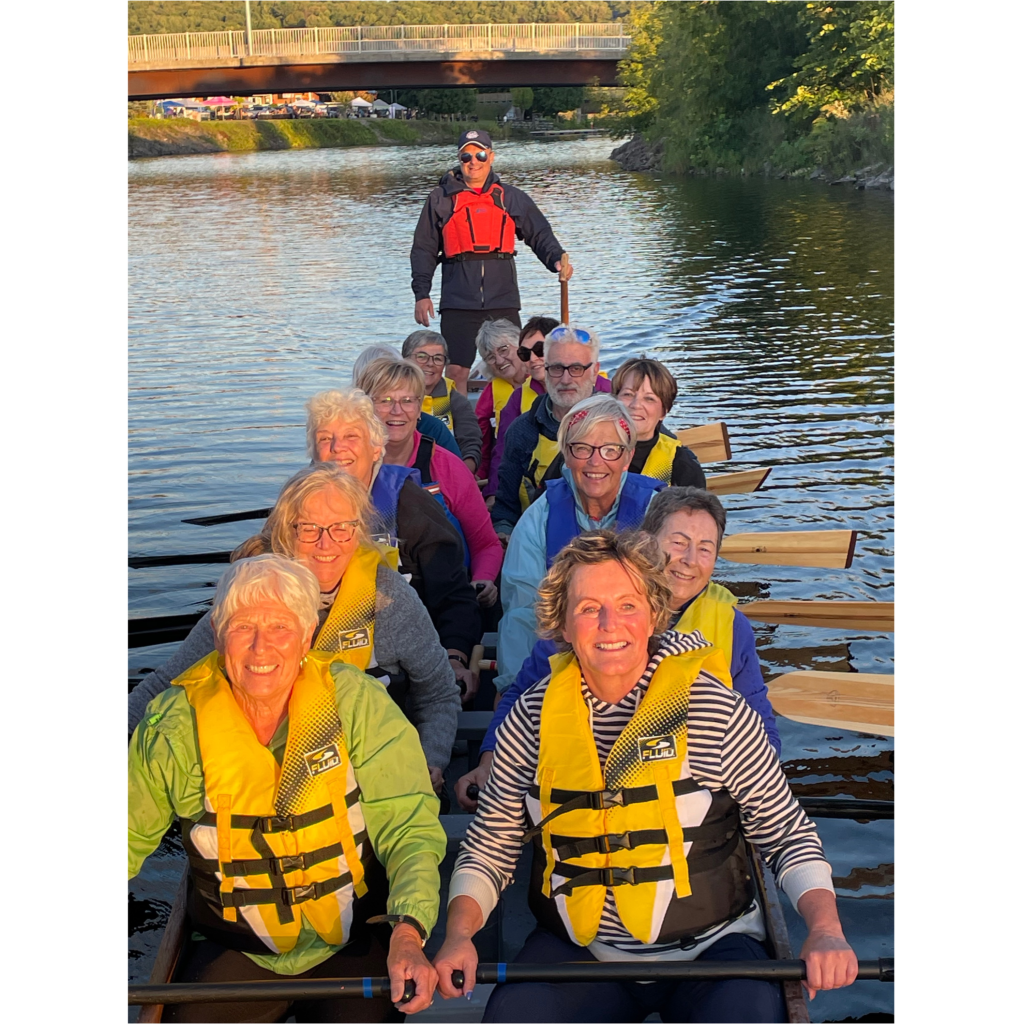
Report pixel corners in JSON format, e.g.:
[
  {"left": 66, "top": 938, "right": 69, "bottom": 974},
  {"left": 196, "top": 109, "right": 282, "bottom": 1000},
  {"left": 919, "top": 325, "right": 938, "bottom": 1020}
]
[{"left": 367, "top": 913, "right": 428, "bottom": 946}]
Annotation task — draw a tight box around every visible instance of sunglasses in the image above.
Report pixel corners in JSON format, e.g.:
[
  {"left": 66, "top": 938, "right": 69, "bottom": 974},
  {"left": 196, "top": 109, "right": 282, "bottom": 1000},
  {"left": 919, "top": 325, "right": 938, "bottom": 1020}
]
[
  {"left": 516, "top": 341, "right": 544, "bottom": 362},
  {"left": 547, "top": 326, "right": 592, "bottom": 344},
  {"left": 459, "top": 151, "right": 490, "bottom": 164}
]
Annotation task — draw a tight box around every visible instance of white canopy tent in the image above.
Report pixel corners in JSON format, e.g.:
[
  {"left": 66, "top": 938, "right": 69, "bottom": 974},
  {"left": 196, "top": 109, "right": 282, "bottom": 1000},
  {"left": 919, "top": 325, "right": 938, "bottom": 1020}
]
[
  {"left": 349, "top": 97, "right": 373, "bottom": 108},
  {"left": 387, "top": 102, "right": 407, "bottom": 119}
]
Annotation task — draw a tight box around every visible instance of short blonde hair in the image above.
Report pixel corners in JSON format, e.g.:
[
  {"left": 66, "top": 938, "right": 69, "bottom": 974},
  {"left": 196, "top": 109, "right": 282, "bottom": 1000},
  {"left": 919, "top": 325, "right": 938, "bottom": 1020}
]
[
  {"left": 356, "top": 357, "right": 426, "bottom": 401},
  {"left": 535, "top": 529, "right": 674, "bottom": 646},
  {"left": 211, "top": 554, "right": 320, "bottom": 640},
  {"left": 264, "top": 463, "right": 377, "bottom": 558},
  {"left": 305, "top": 388, "right": 387, "bottom": 460},
  {"left": 556, "top": 394, "right": 636, "bottom": 455}
]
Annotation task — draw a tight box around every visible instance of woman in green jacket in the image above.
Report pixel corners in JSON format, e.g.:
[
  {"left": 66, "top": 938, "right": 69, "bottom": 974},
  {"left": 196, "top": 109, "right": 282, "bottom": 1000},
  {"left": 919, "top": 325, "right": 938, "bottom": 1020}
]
[{"left": 129, "top": 554, "right": 445, "bottom": 1021}]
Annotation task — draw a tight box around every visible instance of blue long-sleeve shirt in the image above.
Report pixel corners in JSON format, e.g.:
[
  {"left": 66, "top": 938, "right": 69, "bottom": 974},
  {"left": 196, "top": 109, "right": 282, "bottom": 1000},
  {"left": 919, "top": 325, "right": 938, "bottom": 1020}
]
[{"left": 481, "top": 595, "right": 781, "bottom": 756}]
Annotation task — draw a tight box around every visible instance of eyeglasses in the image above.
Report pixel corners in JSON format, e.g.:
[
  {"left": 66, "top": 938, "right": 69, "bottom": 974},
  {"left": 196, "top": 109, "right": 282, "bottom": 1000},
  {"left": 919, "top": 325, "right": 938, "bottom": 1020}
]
[
  {"left": 566, "top": 442, "right": 628, "bottom": 462},
  {"left": 459, "top": 150, "right": 490, "bottom": 164},
  {"left": 412, "top": 351, "right": 446, "bottom": 367},
  {"left": 373, "top": 396, "right": 421, "bottom": 411},
  {"left": 293, "top": 521, "right": 359, "bottom": 544},
  {"left": 482, "top": 343, "right": 513, "bottom": 364},
  {"left": 547, "top": 326, "right": 592, "bottom": 344},
  {"left": 545, "top": 362, "right": 593, "bottom": 379},
  {"left": 517, "top": 341, "right": 543, "bottom": 362}
]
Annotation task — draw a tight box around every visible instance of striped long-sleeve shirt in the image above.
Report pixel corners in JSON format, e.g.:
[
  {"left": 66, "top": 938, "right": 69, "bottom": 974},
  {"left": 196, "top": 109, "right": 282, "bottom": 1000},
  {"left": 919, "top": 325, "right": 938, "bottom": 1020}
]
[{"left": 450, "top": 631, "right": 834, "bottom": 960}]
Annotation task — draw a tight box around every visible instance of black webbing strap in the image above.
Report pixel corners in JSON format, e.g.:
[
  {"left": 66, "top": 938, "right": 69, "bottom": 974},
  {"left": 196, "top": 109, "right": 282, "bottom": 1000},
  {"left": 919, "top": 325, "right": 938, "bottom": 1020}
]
[
  {"left": 218, "top": 830, "right": 368, "bottom": 879},
  {"left": 522, "top": 779, "right": 702, "bottom": 844},
  {"left": 442, "top": 250, "right": 517, "bottom": 263},
  {"left": 194, "top": 871, "right": 353, "bottom": 909},
  {"left": 549, "top": 863, "right": 675, "bottom": 899},
  {"left": 549, "top": 829, "right": 666, "bottom": 859},
  {"left": 195, "top": 790, "right": 360, "bottom": 833}
]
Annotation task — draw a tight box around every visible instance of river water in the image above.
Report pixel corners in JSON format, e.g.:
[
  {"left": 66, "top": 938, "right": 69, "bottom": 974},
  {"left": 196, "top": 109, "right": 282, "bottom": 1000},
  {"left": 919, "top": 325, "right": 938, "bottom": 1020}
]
[{"left": 128, "top": 138, "right": 893, "bottom": 1022}]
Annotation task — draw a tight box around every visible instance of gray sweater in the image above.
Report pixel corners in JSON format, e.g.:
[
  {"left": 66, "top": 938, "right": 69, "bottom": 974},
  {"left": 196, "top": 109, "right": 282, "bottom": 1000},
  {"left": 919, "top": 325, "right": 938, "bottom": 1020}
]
[
  {"left": 128, "top": 564, "right": 461, "bottom": 770},
  {"left": 447, "top": 388, "right": 483, "bottom": 468}
]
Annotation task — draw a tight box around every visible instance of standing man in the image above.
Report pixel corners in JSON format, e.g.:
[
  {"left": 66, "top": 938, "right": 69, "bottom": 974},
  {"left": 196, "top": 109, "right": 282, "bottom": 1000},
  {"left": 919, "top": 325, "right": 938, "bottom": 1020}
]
[{"left": 411, "top": 128, "right": 572, "bottom": 394}]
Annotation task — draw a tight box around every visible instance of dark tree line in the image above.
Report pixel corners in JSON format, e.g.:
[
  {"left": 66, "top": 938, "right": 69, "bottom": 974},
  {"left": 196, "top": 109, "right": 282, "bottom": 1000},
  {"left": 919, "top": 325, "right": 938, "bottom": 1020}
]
[{"left": 128, "top": 1, "right": 641, "bottom": 34}]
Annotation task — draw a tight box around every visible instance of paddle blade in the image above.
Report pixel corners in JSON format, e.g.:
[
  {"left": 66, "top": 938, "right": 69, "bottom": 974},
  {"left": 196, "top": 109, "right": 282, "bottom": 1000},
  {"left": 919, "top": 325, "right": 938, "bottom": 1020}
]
[
  {"left": 705, "top": 467, "right": 771, "bottom": 495},
  {"left": 720, "top": 530, "right": 857, "bottom": 569},
  {"left": 676, "top": 422, "right": 731, "bottom": 464},
  {"left": 183, "top": 507, "right": 273, "bottom": 526},
  {"left": 767, "top": 670, "right": 893, "bottom": 736},
  {"left": 129, "top": 551, "right": 232, "bottom": 569},
  {"left": 741, "top": 600, "right": 893, "bottom": 632}
]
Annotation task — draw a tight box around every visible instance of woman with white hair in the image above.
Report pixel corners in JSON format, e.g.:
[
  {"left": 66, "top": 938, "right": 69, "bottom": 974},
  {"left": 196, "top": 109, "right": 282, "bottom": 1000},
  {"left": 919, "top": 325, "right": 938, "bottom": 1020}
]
[
  {"left": 493, "top": 394, "right": 665, "bottom": 695},
  {"left": 129, "top": 554, "right": 444, "bottom": 1020},
  {"left": 401, "top": 329, "right": 482, "bottom": 472},
  {"left": 128, "top": 465, "right": 462, "bottom": 792}
]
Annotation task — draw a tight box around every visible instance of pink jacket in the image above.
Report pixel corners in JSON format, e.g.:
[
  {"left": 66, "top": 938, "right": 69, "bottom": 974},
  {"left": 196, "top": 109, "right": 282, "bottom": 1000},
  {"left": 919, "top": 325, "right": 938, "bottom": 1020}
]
[{"left": 408, "top": 433, "right": 505, "bottom": 582}]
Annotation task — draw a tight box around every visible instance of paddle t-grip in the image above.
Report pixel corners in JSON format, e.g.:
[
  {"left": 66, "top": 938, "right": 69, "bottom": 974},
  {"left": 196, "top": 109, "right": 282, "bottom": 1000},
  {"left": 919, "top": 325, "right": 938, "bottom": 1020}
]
[
  {"left": 399, "top": 979, "right": 416, "bottom": 1003},
  {"left": 452, "top": 970, "right": 465, "bottom": 990},
  {"left": 467, "top": 784, "right": 480, "bottom": 800}
]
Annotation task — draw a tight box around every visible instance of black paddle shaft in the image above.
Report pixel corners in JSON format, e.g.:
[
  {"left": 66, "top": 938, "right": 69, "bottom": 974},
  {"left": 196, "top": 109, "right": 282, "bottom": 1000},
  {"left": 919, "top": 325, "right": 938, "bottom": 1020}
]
[
  {"left": 450, "top": 959, "right": 894, "bottom": 987},
  {"left": 130, "top": 978, "right": 417, "bottom": 1005}
]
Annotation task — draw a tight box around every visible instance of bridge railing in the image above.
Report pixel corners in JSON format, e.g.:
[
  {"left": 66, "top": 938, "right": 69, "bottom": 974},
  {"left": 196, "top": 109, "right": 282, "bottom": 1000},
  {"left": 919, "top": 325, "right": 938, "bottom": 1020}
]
[{"left": 128, "top": 22, "right": 630, "bottom": 64}]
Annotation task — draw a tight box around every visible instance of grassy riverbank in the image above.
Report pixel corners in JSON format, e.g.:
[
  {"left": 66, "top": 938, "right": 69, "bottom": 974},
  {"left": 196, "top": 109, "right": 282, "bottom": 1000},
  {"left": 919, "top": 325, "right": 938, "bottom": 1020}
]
[{"left": 129, "top": 117, "right": 517, "bottom": 158}]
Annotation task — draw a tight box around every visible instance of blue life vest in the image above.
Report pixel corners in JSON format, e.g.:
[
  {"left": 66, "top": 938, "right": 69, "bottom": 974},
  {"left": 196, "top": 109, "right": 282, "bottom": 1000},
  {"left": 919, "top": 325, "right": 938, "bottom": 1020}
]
[
  {"left": 413, "top": 437, "right": 472, "bottom": 570},
  {"left": 370, "top": 464, "right": 422, "bottom": 542},
  {"left": 544, "top": 473, "right": 666, "bottom": 568}
]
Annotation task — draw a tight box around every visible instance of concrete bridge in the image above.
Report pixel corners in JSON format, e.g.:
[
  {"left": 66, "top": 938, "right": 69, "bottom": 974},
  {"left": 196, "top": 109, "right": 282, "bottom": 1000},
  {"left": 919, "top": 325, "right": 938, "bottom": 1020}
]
[{"left": 128, "top": 22, "right": 629, "bottom": 99}]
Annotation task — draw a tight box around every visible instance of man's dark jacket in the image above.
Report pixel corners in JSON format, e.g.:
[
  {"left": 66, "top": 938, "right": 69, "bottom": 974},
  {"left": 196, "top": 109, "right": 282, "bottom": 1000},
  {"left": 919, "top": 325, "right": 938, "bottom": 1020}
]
[{"left": 411, "top": 168, "right": 565, "bottom": 311}]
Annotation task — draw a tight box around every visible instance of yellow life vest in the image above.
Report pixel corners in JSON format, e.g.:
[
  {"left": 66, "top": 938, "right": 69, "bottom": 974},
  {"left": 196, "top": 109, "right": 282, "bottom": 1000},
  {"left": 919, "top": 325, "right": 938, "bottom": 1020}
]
[
  {"left": 491, "top": 376, "right": 516, "bottom": 434},
  {"left": 519, "top": 379, "right": 541, "bottom": 415},
  {"left": 674, "top": 583, "right": 738, "bottom": 684},
  {"left": 176, "top": 651, "right": 369, "bottom": 955},
  {"left": 421, "top": 377, "right": 456, "bottom": 429},
  {"left": 519, "top": 428, "right": 560, "bottom": 511},
  {"left": 529, "top": 643, "right": 749, "bottom": 948},
  {"left": 314, "top": 545, "right": 382, "bottom": 670},
  {"left": 640, "top": 432, "right": 681, "bottom": 483}
]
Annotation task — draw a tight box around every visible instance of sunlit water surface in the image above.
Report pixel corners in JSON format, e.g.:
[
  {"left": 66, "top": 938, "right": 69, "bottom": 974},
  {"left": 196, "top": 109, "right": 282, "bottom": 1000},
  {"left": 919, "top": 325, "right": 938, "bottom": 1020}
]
[{"left": 129, "top": 138, "right": 893, "bottom": 1022}]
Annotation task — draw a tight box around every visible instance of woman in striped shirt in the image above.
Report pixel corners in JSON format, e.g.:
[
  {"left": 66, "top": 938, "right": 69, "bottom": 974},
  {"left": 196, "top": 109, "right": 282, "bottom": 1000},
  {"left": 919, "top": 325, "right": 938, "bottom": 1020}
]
[{"left": 433, "top": 530, "right": 858, "bottom": 1022}]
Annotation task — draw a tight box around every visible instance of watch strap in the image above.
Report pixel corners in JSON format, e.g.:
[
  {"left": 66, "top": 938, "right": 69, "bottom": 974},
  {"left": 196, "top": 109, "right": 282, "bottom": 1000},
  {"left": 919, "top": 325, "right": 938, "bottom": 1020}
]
[{"left": 367, "top": 913, "right": 428, "bottom": 944}]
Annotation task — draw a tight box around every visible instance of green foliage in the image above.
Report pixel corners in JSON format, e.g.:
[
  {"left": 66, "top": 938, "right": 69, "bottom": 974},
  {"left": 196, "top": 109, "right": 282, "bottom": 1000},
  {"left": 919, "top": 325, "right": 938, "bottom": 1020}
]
[
  {"left": 511, "top": 87, "right": 534, "bottom": 113},
  {"left": 531, "top": 87, "right": 584, "bottom": 117},
  {"left": 128, "top": 2, "right": 640, "bottom": 34},
  {"left": 614, "top": 1, "right": 894, "bottom": 175},
  {"left": 768, "top": 3, "right": 894, "bottom": 121},
  {"left": 395, "top": 89, "right": 480, "bottom": 117}
]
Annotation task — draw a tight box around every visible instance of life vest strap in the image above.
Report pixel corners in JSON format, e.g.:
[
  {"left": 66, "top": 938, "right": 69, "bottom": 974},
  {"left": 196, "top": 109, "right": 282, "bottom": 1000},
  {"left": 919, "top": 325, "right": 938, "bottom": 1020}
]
[
  {"left": 441, "top": 250, "right": 517, "bottom": 263},
  {"left": 523, "top": 778, "right": 703, "bottom": 843},
  {"left": 549, "top": 863, "right": 675, "bottom": 899},
  {"left": 196, "top": 792, "right": 360, "bottom": 833},
  {"left": 216, "top": 831, "right": 368, "bottom": 879},
  {"left": 548, "top": 818, "right": 734, "bottom": 860},
  {"left": 194, "top": 871, "right": 353, "bottom": 909}
]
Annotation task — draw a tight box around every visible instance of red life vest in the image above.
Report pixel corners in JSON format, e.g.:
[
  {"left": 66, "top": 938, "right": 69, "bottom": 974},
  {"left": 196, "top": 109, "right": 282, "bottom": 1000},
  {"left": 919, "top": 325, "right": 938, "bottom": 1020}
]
[{"left": 441, "top": 183, "right": 517, "bottom": 262}]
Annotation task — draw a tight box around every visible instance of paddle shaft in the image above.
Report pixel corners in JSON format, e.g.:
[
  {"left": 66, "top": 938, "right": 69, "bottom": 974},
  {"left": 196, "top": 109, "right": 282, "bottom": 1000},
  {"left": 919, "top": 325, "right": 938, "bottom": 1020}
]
[
  {"left": 559, "top": 252, "right": 571, "bottom": 322},
  {"left": 129, "top": 959, "right": 893, "bottom": 1004}
]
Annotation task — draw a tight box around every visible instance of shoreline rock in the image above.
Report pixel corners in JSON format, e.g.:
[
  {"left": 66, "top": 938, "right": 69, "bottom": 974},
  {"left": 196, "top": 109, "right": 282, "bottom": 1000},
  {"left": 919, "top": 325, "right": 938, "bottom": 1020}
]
[{"left": 609, "top": 134, "right": 892, "bottom": 190}]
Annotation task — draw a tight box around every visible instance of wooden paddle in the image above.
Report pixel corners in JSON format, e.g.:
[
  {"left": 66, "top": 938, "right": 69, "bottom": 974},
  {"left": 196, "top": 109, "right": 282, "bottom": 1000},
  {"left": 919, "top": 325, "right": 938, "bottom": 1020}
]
[
  {"left": 676, "top": 422, "right": 731, "bottom": 464},
  {"left": 559, "top": 252, "right": 571, "bottom": 322},
  {"left": 767, "top": 670, "right": 893, "bottom": 736},
  {"left": 130, "top": 528, "right": 857, "bottom": 572},
  {"left": 705, "top": 466, "right": 771, "bottom": 495},
  {"left": 741, "top": 600, "right": 893, "bottom": 632},
  {"left": 720, "top": 529, "right": 857, "bottom": 570}
]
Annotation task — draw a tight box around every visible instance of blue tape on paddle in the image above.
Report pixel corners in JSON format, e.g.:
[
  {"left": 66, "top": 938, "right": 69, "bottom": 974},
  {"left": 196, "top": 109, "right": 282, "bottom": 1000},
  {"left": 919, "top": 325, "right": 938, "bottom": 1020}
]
[
  {"left": 497, "top": 962, "right": 507, "bottom": 983},
  {"left": 363, "top": 977, "right": 373, "bottom": 999}
]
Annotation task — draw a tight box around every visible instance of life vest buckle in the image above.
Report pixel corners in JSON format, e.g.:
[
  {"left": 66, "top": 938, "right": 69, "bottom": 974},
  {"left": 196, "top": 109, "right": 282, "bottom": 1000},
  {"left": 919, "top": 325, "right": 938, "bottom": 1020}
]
[
  {"left": 600, "top": 866, "right": 638, "bottom": 887},
  {"left": 596, "top": 789, "right": 626, "bottom": 809},
  {"left": 260, "top": 814, "right": 297, "bottom": 834},
  {"left": 601, "top": 832, "right": 634, "bottom": 853},
  {"left": 280, "top": 882, "right": 316, "bottom": 906},
  {"left": 273, "top": 853, "right": 307, "bottom": 875}
]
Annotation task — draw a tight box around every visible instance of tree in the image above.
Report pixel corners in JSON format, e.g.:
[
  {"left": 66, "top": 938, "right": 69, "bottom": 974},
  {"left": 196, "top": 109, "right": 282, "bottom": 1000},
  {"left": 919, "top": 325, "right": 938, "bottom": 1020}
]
[
  {"left": 531, "top": 87, "right": 584, "bottom": 117},
  {"left": 511, "top": 87, "right": 534, "bottom": 114}
]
